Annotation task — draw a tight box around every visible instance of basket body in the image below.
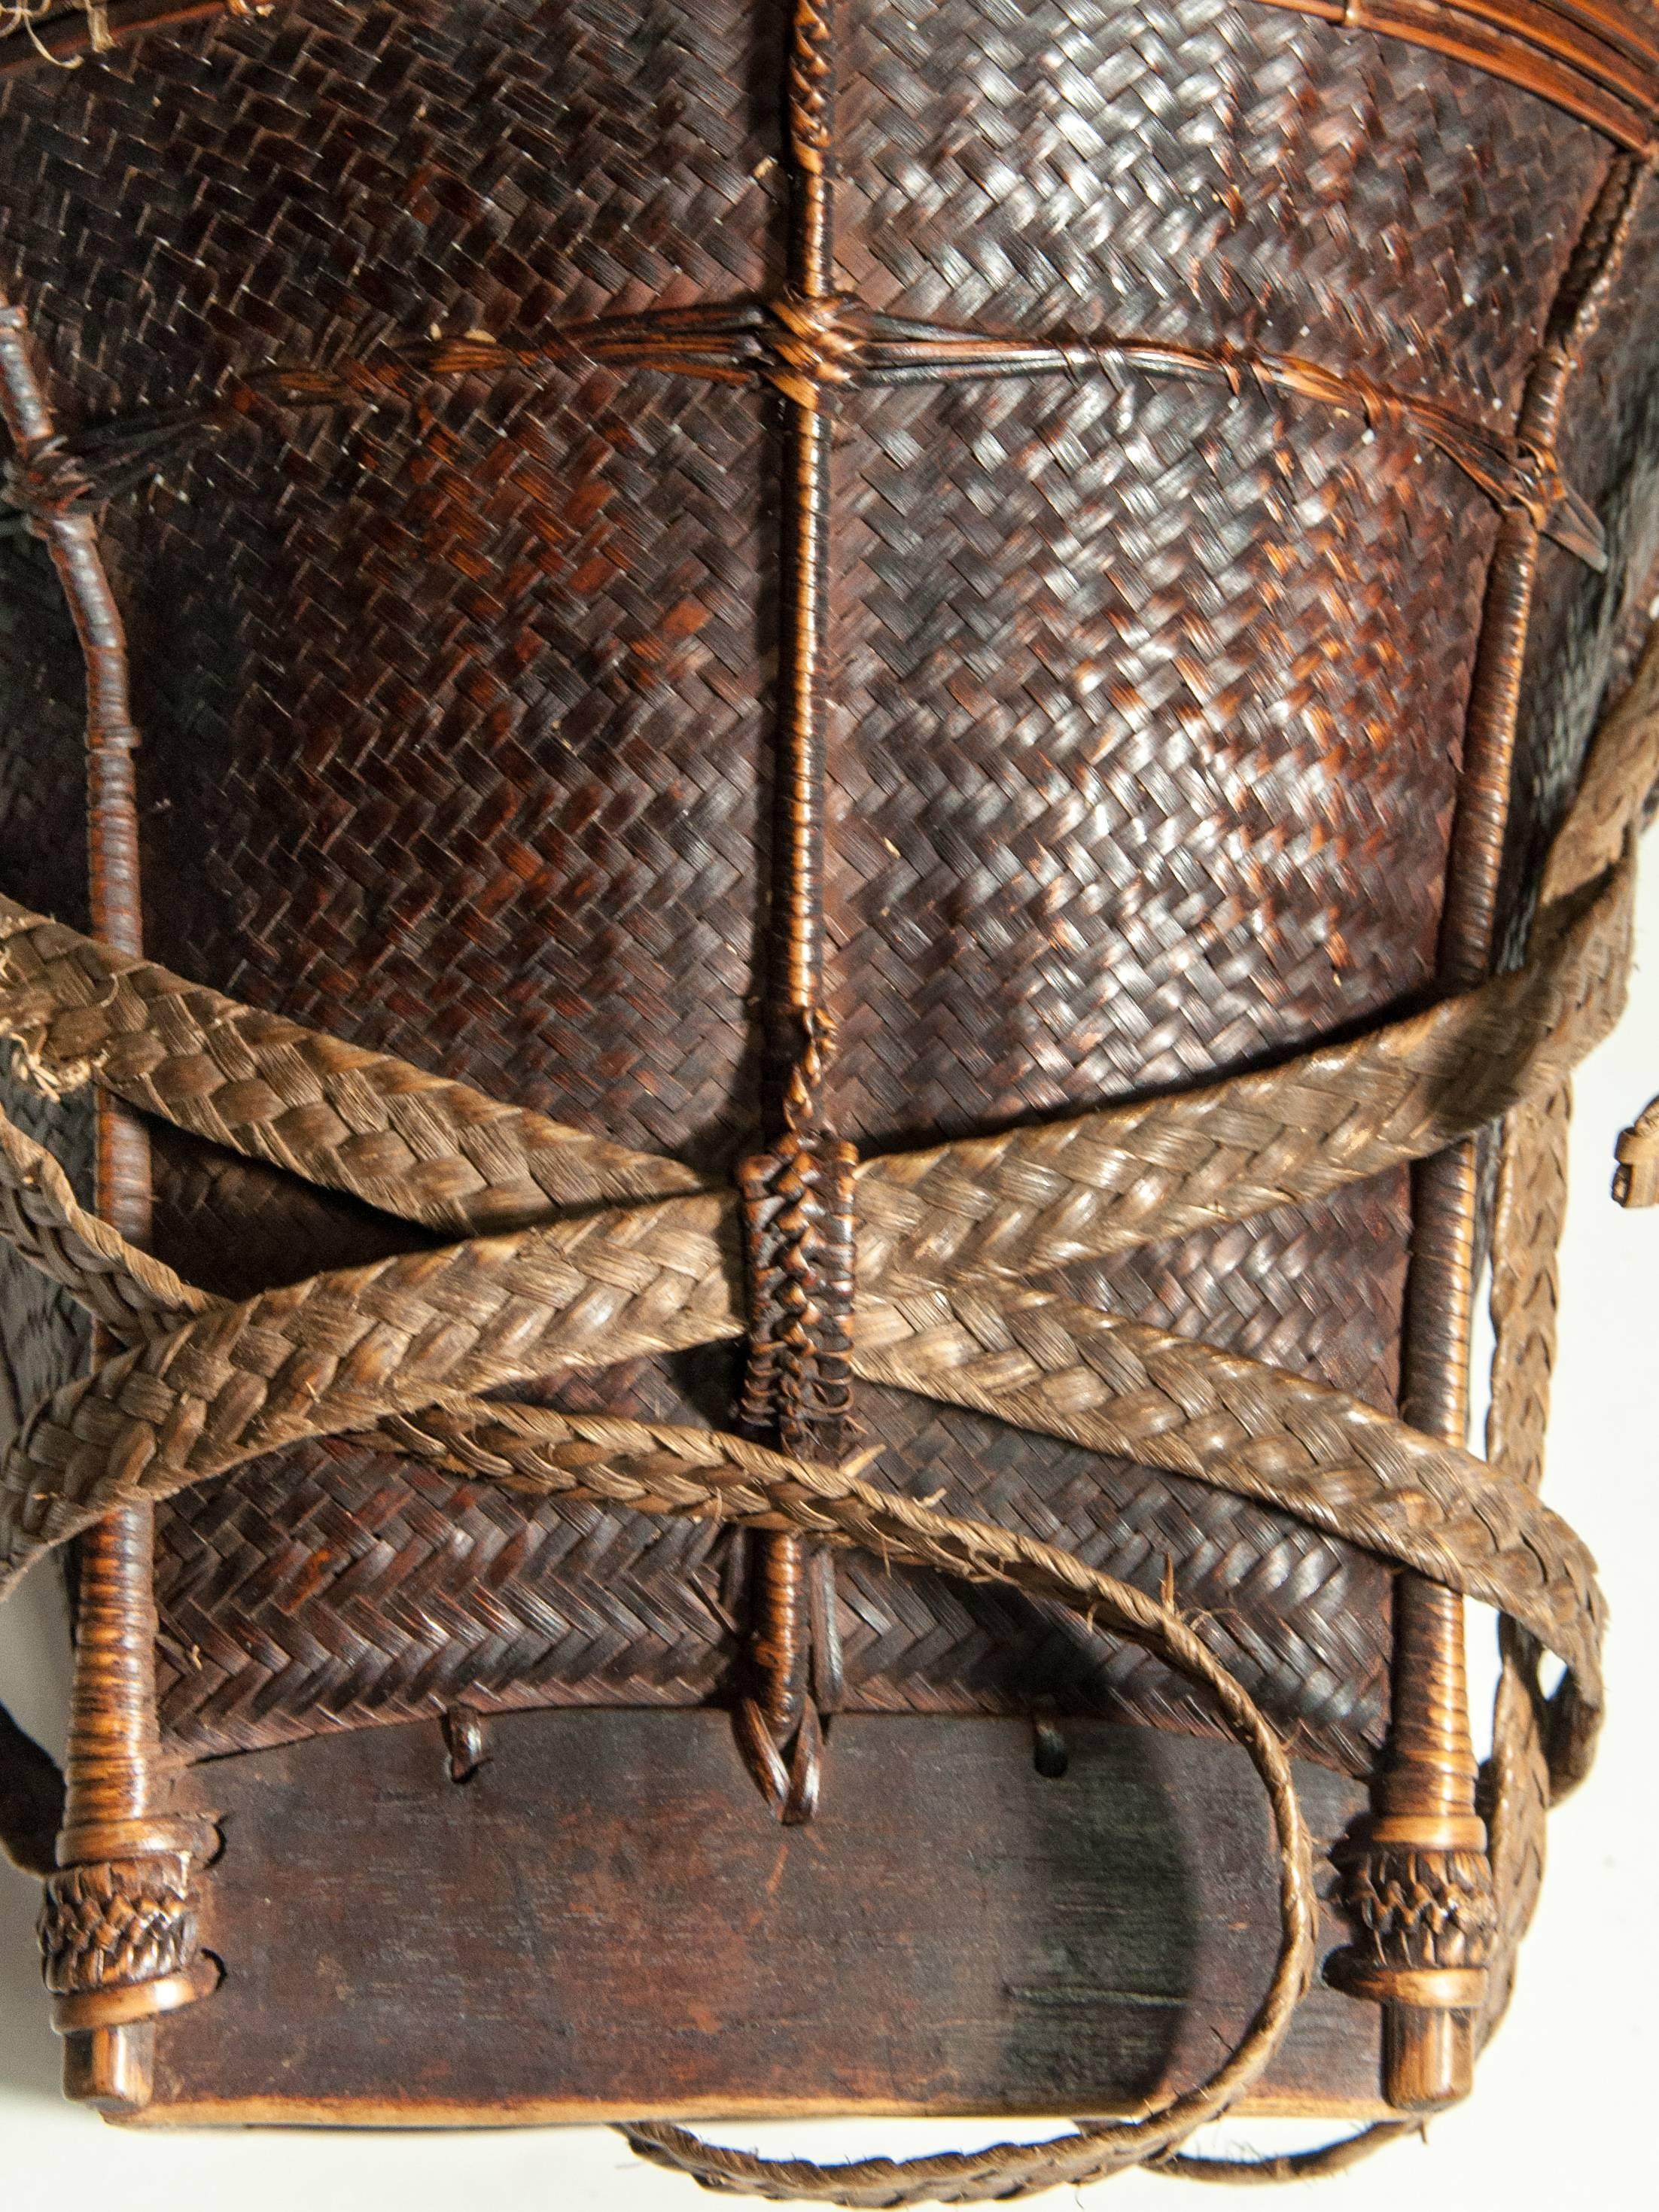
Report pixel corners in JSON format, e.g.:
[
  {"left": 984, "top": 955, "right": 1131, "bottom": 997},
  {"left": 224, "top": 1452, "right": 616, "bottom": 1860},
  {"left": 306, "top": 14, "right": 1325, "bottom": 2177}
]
[{"left": 1, "top": 0, "right": 1656, "bottom": 2130}]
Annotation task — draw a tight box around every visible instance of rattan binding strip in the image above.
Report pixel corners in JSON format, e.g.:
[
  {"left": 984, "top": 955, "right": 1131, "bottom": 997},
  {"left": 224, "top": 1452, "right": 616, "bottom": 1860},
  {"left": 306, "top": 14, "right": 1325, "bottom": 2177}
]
[
  {"left": 0, "top": 313, "right": 1612, "bottom": 574},
  {"left": 1258, "top": 0, "right": 1659, "bottom": 145}
]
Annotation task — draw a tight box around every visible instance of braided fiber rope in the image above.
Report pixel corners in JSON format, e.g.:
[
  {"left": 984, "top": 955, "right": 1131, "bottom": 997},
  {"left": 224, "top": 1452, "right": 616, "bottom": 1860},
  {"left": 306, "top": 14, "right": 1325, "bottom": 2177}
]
[
  {"left": 1463, "top": 627, "right": 1659, "bottom": 1982},
  {"left": 0, "top": 631, "right": 1651, "bottom": 2196},
  {"left": 0, "top": 899, "right": 702, "bottom": 1231},
  {"left": 0, "top": 1080, "right": 1582, "bottom": 1734},
  {"left": 0, "top": 1092, "right": 1606, "bottom": 1718},
  {"left": 854, "top": 1282, "right": 1602, "bottom": 1716},
  {"left": 1474, "top": 1086, "right": 1575, "bottom": 2056},
  {"left": 0, "top": 1105, "right": 206, "bottom": 1336},
  {"left": 3, "top": 628, "right": 1650, "bottom": 1701},
  {"left": 0, "top": 822, "right": 1632, "bottom": 1287},
  {"left": 0, "top": 878, "right": 1613, "bottom": 1734}
]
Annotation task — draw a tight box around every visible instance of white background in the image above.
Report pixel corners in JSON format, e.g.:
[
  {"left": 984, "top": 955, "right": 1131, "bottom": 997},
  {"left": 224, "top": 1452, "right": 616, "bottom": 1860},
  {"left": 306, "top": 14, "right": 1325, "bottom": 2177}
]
[{"left": 2, "top": 866, "right": 1655, "bottom": 2212}]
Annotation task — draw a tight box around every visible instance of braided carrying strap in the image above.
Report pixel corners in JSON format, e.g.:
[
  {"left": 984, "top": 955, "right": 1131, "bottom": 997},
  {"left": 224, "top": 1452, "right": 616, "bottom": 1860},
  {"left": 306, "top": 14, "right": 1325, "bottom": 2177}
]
[
  {"left": 0, "top": 631, "right": 1652, "bottom": 2197},
  {"left": 0, "top": 943, "right": 1614, "bottom": 1718}
]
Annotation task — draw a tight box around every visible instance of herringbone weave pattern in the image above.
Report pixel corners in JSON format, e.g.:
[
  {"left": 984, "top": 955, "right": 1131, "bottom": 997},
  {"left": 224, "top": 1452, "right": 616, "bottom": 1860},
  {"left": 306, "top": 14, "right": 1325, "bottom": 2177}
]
[{"left": 0, "top": 0, "right": 1643, "bottom": 1778}]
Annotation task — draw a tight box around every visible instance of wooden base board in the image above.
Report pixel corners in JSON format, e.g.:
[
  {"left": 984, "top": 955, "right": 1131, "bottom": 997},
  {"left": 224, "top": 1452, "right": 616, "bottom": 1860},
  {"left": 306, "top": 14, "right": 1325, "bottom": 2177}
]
[{"left": 128, "top": 1711, "right": 1388, "bottom": 2126}]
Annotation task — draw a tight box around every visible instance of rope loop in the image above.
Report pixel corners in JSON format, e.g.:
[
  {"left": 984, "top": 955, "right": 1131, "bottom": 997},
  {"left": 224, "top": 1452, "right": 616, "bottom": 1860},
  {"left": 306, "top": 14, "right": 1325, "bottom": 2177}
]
[{"left": 626, "top": 1573, "right": 1317, "bottom": 2205}]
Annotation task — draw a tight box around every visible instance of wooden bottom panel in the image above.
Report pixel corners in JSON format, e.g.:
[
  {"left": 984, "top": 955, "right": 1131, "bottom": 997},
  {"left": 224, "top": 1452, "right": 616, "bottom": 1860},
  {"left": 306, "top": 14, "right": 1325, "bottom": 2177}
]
[{"left": 135, "top": 1711, "right": 1387, "bottom": 2125}]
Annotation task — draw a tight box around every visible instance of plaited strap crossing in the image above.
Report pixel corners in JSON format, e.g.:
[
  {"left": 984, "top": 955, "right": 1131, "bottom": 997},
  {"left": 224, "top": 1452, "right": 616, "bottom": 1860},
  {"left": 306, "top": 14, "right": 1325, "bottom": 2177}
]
[{"left": 0, "top": 626, "right": 1651, "bottom": 2192}]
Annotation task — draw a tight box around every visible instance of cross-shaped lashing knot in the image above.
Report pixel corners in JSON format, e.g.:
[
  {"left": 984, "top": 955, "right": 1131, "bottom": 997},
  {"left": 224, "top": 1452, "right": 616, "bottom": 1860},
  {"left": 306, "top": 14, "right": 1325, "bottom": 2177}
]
[
  {"left": 2, "top": 433, "right": 100, "bottom": 522},
  {"left": 767, "top": 294, "right": 860, "bottom": 409}
]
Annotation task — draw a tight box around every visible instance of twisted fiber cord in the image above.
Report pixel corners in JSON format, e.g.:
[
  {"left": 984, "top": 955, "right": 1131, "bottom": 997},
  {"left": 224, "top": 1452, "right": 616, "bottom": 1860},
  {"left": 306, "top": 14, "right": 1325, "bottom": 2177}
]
[
  {"left": 0, "top": 1030, "right": 1610, "bottom": 1867},
  {"left": 0, "top": 0, "right": 1609, "bottom": 1796},
  {"left": 0, "top": 1242, "right": 1321, "bottom": 2198},
  {"left": 0, "top": 939, "right": 1609, "bottom": 2169},
  {"left": 613, "top": 1120, "right": 1562, "bottom": 2202},
  {"left": 0, "top": 676, "right": 1639, "bottom": 2201},
  {"left": 621, "top": 1076, "right": 1644, "bottom": 2139},
  {"left": 0, "top": 668, "right": 1645, "bottom": 2194},
  {"left": 0, "top": 1134, "right": 1390, "bottom": 1741},
  {"left": 1148, "top": 2125, "right": 1417, "bottom": 2185},
  {"left": 619, "top": 1511, "right": 1317, "bottom": 2201}
]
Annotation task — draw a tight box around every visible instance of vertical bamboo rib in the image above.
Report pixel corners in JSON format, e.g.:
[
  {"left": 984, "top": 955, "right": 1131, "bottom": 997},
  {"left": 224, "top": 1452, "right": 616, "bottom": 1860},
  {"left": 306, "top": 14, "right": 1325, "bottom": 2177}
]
[
  {"left": 0, "top": 296, "right": 162, "bottom": 2110},
  {"left": 735, "top": 0, "right": 848, "bottom": 1823},
  {"left": 1366, "top": 150, "right": 1647, "bottom": 2109},
  {"left": 774, "top": 0, "right": 836, "bottom": 1066}
]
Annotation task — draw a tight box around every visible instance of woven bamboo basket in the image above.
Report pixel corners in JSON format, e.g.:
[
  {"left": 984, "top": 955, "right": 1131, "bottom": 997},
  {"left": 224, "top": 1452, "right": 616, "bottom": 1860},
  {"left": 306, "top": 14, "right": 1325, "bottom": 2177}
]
[{"left": 0, "top": 0, "right": 1656, "bottom": 2197}]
